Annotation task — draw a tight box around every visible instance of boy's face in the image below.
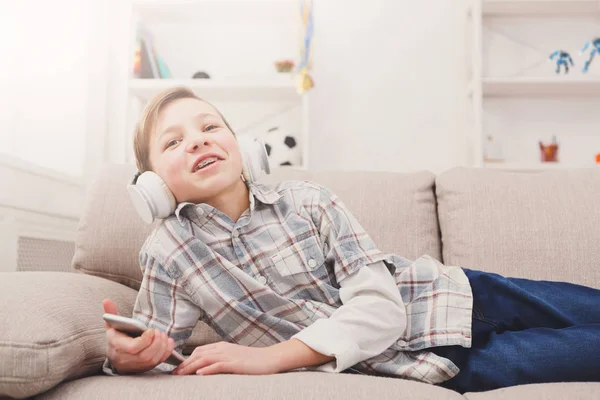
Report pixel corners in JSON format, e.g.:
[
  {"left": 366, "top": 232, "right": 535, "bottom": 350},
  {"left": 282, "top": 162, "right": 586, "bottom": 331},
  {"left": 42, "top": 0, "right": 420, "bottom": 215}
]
[{"left": 148, "top": 98, "right": 243, "bottom": 204}]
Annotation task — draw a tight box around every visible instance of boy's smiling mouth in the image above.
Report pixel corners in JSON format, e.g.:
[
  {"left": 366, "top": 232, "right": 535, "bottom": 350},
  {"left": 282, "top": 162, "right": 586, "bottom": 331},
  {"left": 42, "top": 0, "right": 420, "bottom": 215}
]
[{"left": 192, "top": 154, "right": 225, "bottom": 173}]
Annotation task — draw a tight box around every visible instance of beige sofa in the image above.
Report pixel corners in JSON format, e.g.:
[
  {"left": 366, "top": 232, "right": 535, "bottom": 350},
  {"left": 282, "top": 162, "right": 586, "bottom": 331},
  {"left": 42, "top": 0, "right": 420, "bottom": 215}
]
[{"left": 2, "top": 164, "right": 600, "bottom": 400}]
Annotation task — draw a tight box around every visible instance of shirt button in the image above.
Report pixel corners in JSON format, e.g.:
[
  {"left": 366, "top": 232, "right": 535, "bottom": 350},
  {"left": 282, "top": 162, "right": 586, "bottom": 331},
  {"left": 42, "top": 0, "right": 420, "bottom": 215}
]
[
  {"left": 232, "top": 231, "right": 239, "bottom": 237},
  {"left": 258, "top": 275, "right": 267, "bottom": 285},
  {"left": 196, "top": 208, "right": 204, "bottom": 215},
  {"left": 305, "top": 302, "right": 314, "bottom": 311},
  {"left": 308, "top": 259, "right": 317, "bottom": 269}
]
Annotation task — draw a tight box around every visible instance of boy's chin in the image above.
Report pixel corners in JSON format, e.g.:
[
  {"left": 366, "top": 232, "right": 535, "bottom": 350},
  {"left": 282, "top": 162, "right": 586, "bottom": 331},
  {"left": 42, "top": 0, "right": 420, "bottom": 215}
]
[{"left": 181, "top": 173, "right": 242, "bottom": 201}]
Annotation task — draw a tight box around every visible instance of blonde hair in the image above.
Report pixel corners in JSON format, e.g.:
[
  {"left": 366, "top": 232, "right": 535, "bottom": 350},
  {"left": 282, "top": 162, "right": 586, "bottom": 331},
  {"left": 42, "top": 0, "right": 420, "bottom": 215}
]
[{"left": 133, "top": 86, "right": 235, "bottom": 173}]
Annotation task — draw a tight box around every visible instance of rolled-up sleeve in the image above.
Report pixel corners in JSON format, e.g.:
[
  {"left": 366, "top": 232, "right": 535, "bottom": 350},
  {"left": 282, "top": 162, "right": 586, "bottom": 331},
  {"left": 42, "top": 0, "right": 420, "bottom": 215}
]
[
  {"left": 291, "top": 260, "right": 405, "bottom": 372},
  {"left": 309, "top": 185, "right": 399, "bottom": 285}
]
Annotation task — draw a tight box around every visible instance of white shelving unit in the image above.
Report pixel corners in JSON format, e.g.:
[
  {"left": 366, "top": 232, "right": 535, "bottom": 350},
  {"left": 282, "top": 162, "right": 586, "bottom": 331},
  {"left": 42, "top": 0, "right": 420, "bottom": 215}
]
[
  {"left": 112, "top": 0, "right": 311, "bottom": 170},
  {"left": 467, "top": 0, "right": 600, "bottom": 170},
  {"left": 483, "top": 0, "right": 600, "bottom": 15},
  {"left": 129, "top": 78, "right": 300, "bottom": 103},
  {"left": 482, "top": 76, "right": 600, "bottom": 96},
  {"left": 482, "top": 161, "right": 597, "bottom": 169}
]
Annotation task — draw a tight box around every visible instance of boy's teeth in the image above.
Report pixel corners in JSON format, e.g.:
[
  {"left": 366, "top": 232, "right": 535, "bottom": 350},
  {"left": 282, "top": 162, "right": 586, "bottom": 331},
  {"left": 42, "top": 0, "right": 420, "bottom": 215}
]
[{"left": 195, "top": 156, "right": 219, "bottom": 171}]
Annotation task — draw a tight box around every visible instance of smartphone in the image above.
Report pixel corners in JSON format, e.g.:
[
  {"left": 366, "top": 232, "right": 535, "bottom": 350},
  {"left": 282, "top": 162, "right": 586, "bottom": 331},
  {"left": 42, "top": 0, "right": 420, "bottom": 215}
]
[{"left": 103, "top": 313, "right": 185, "bottom": 366}]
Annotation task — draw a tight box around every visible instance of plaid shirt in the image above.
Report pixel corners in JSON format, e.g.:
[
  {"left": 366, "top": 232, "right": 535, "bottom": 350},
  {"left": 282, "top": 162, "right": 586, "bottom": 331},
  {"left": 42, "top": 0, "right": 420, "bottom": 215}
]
[{"left": 105, "top": 180, "right": 473, "bottom": 384}]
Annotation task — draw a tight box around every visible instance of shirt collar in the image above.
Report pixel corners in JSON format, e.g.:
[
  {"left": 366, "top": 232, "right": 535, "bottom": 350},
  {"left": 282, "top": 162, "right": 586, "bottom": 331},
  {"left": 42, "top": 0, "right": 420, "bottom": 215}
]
[
  {"left": 174, "top": 202, "right": 195, "bottom": 224},
  {"left": 248, "top": 182, "right": 282, "bottom": 205},
  {"left": 173, "top": 182, "right": 281, "bottom": 225}
]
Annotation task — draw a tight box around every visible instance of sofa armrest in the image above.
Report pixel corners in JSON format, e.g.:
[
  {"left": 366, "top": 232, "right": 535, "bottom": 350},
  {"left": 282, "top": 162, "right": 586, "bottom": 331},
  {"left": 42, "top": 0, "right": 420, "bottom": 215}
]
[{"left": 0, "top": 271, "right": 137, "bottom": 399}]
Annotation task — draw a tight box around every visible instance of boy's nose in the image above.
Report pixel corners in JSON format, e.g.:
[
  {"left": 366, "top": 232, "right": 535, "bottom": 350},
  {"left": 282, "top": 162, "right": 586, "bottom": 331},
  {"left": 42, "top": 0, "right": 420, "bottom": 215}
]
[{"left": 186, "top": 140, "right": 210, "bottom": 153}]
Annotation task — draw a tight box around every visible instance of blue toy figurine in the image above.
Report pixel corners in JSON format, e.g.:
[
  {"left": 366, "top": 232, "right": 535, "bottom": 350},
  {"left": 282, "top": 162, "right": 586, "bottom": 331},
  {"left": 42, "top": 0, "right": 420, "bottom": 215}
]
[
  {"left": 549, "top": 50, "right": 574, "bottom": 74},
  {"left": 580, "top": 37, "right": 600, "bottom": 73}
]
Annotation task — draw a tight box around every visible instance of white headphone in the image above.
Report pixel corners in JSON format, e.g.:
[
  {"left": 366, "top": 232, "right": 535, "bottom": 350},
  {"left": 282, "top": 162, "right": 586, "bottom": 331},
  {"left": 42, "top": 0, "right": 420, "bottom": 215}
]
[{"left": 127, "top": 136, "right": 271, "bottom": 224}]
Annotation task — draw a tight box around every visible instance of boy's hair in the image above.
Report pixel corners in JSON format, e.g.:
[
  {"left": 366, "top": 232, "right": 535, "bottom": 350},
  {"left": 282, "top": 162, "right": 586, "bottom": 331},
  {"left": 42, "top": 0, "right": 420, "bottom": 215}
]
[{"left": 133, "top": 86, "right": 235, "bottom": 173}]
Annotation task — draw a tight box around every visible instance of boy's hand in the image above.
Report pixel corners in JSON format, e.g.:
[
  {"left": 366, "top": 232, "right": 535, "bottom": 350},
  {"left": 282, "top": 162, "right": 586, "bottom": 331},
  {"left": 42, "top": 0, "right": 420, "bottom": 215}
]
[
  {"left": 171, "top": 342, "right": 281, "bottom": 376},
  {"left": 103, "top": 298, "right": 175, "bottom": 374}
]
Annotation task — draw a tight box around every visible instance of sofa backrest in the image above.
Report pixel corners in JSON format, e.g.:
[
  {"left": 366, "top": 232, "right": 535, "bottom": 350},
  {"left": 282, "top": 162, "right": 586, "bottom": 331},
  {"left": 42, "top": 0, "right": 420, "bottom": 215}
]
[
  {"left": 436, "top": 167, "right": 600, "bottom": 288},
  {"left": 72, "top": 164, "right": 441, "bottom": 290}
]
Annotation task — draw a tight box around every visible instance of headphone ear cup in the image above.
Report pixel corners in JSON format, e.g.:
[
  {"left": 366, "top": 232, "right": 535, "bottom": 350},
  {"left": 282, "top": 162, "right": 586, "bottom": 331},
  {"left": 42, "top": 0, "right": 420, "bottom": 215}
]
[
  {"left": 238, "top": 136, "right": 271, "bottom": 184},
  {"left": 127, "top": 171, "right": 176, "bottom": 224}
]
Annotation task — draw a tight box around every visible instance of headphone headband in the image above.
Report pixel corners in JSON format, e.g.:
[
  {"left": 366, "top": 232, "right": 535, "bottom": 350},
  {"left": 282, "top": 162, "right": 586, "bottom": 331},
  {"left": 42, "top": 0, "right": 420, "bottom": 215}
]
[{"left": 132, "top": 171, "right": 141, "bottom": 185}]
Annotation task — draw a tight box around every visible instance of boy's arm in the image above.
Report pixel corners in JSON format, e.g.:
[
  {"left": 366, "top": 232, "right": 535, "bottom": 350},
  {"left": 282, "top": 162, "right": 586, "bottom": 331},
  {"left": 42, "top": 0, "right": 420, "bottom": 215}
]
[
  {"left": 273, "top": 184, "right": 407, "bottom": 372},
  {"left": 169, "top": 261, "right": 404, "bottom": 376},
  {"left": 281, "top": 260, "right": 405, "bottom": 373},
  {"left": 308, "top": 184, "right": 406, "bottom": 284},
  {"left": 103, "top": 252, "right": 204, "bottom": 375}
]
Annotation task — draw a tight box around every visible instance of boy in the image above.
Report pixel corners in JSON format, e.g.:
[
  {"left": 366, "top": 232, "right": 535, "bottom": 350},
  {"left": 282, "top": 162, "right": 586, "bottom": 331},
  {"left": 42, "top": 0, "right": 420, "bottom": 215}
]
[{"left": 103, "top": 87, "right": 600, "bottom": 393}]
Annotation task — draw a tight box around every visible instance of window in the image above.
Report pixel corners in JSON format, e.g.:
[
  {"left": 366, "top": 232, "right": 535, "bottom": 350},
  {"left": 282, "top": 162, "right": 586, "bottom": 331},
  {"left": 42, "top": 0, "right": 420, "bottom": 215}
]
[{"left": 0, "top": 0, "right": 92, "bottom": 177}]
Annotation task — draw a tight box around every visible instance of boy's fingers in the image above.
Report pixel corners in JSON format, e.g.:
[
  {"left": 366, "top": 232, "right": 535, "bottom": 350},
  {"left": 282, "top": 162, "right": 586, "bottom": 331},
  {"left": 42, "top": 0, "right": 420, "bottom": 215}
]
[
  {"left": 166, "top": 338, "right": 175, "bottom": 359},
  {"left": 106, "top": 328, "right": 128, "bottom": 348},
  {"left": 110, "top": 328, "right": 155, "bottom": 354},
  {"left": 102, "top": 298, "right": 119, "bottom": 315},
  {"left": 156, "top": 333, "right": 170, "bottom": 365},
  {"left": 160, "top": 338, "right": 175, "bottom": 366},
  {"left": 173, "top": 350, "right": 198, "bottom": 374},
  {"left": 172, "top": 359, "right": 193, "bottom": 375},
  {"left": 133, "top": 329, "right": 157, "bottom": 353},
  {"left": 102, "top": 299, "right": 119, "bottom": 331},
  {"left": 137, "top": 330, "right": 167, "bottom": 364},
  {"left": 176, "top": 356, "right": 215, "bottom": 376}
]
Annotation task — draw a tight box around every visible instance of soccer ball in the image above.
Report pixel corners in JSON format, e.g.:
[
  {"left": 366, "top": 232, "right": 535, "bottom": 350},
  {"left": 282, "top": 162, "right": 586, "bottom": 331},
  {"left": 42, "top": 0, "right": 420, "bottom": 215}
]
[{"left": 263, "top": 127, "right": 302, "bottom": 167}]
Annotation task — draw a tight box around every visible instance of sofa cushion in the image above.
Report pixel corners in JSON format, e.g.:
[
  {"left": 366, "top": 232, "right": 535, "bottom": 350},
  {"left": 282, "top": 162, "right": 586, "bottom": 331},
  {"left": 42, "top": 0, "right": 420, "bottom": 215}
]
[
  {"left": 436, "top": 167, "right": 600, "bottom": 288},
  {"left": 464, "top": 382, "right": 600, "bottom": 400},
  {"left": 72, "top": 164, "right": 156, "bottom": 290},
  {"left": 0, "top": 271, "right": 221, "bottom": 399},
  {"left": 34, "top": 371, "right": 464, "bottom": 400},
  {"left": 73, "top": 164, "right": 441, "bottom": 291},
  {"left": 0, "top": 272, "right": 136, "bottom": 398},
  {"left": 262, "top": 168, "right": 441, "bottom": 261}
]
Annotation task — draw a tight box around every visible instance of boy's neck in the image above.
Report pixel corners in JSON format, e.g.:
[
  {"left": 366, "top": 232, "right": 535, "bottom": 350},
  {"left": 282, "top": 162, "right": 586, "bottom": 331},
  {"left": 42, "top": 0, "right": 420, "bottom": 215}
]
[{"left": 205, "top": 178, "right": 250, "bottom": 223}]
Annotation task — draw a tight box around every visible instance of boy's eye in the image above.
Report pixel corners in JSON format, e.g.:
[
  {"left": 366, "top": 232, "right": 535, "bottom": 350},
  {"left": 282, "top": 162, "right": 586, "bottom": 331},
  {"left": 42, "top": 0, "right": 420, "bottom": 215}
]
[
  {"left": 205, "top": 124, "right": 219, "bottom": 132},
  {"left": 166, "top": 139, "right": 179, "bottom": 148}
]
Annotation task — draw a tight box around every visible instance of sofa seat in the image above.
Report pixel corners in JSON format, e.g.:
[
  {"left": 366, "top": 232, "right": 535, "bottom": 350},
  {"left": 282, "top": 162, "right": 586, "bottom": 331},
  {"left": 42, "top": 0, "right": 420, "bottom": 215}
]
[
  {"left": 34, "top": 372, "right": 463, "bottom": 400},
  {"left": 34, "top": 373, "right": 600, "bottom": 400}
]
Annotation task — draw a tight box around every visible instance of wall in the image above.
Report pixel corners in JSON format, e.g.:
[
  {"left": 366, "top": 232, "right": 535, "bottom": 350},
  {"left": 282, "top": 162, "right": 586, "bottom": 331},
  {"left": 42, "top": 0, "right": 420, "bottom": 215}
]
[
  {"left": 0, "top": 0, "right": 93, "bottom": 177},
  {"left": 121, "top": 0, "right": 469, "bottom": 175},
  {"left": 308, "top": 0, "right": 470, "bottom": 174}
]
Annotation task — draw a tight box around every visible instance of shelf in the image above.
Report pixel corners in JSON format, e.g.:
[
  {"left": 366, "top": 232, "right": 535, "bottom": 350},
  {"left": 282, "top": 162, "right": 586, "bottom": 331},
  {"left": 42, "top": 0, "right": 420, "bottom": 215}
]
[
  {"left": 132, "top": 0, "right": 296, "bottom": 23},
  {"left": 482, "top": 77, "right": 600, "bottom": 97},
  {"left": 483, "top": 161, "right": 600, "bottom": 170},
  {"left": 483, "top": 1, "right": 600, "bottom": 16},
  {"left": 129, "top": 78, "right": 302, "bottom": 102}
]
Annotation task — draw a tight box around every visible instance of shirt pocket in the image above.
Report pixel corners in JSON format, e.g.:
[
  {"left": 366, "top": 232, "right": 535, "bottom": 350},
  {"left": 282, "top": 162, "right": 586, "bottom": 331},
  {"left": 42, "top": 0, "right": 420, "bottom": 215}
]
[
  {"left": 270, "top": 236, "right": 325, "bottom": 277},
  {"left": 269, "top": 236, "right": 334, "bottom": 302}
]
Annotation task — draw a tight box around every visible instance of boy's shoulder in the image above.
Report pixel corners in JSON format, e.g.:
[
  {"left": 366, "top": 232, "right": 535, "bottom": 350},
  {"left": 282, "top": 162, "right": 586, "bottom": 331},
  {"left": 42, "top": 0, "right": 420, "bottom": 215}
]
[
  {"left": 138, "top": 215, "right": 191, "bottom": 263},
  {"left": 138, "top": 180, "right": 334, "bottom": 261},
  {"left": 254, "top": 179, "right": 340, "bottom": 209},
  {"left": 260, "top": 178, "right": 329, "bottom": 199}
]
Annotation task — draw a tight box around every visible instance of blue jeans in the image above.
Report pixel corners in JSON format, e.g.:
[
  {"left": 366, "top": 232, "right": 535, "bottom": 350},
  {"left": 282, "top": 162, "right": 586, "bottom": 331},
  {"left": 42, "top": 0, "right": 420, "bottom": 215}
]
[{"left": 431, "top": 268, "right": 600, "bottom": 393}]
